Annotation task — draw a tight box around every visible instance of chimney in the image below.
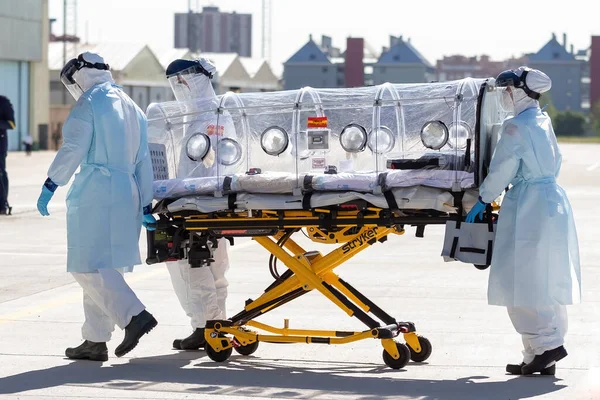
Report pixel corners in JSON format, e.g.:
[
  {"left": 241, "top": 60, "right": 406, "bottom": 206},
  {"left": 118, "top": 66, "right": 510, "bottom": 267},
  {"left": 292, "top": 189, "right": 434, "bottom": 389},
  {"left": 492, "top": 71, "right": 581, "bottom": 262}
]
[
  {"left": 309, "top": 34, "right": 313, "bottom": 41},
  {"left": 552, "top": 32, "right": 556, "bottom": 40},
  {"left": 563, "top": 33, "right": 567, "bottom": 49},
  {"left": 571, "top": 44, "right": 574, "bottom": 55}
]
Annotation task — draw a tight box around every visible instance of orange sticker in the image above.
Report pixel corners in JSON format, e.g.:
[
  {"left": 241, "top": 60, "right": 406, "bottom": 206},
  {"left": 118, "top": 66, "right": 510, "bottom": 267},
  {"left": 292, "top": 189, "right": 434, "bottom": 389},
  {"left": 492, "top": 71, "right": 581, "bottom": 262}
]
[
  {"left": 307, "top": 117, "right": 328, "bottom": 128},
  {"left": 206, "top": 124, "right": 225, "bottom": 136}
]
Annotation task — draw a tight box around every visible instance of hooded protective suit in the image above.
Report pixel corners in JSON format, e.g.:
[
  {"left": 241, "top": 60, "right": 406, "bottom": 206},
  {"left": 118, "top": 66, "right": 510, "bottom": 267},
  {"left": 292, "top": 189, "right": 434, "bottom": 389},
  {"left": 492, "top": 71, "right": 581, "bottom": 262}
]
[
  {"left": 48, "top": 54, "right": 154, "bottom": 273},
  {"left": 475, "top": 66, "right": 580, "bottom": 366},
  {"left": 163, "top": 58, "right": 231, "bottom": 339},
  {"left": 43, "top": 52, "right": 154, "bottom": 345}
]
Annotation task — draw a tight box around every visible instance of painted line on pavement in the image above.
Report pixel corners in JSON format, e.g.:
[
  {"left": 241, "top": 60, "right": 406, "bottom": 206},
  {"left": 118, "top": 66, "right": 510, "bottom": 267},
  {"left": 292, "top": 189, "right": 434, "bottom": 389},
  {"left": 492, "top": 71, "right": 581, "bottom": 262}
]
[{"left": 0, "top": 238, "right": 259, "bottom": 324}]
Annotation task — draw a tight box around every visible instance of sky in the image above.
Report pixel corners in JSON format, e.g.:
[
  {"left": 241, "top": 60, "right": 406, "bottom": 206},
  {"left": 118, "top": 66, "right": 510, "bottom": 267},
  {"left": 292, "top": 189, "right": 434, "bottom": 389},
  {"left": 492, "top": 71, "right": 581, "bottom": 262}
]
[{"left": 49, "top": 0, "right": 599, "bottom": 76}]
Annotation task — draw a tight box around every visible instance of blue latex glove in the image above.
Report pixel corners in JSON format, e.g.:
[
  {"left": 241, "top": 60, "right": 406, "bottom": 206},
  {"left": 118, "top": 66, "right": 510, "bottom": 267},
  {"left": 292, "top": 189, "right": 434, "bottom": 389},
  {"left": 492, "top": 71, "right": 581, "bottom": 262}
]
[
  {"left": 466, "top": 197, "right": 487, "bottom": 223},
  {"left": 37, "top": 178, "right": 57, "bottom": 216},
  {"left": 142, "top": 204, "right": 156, "bottom": 231}
]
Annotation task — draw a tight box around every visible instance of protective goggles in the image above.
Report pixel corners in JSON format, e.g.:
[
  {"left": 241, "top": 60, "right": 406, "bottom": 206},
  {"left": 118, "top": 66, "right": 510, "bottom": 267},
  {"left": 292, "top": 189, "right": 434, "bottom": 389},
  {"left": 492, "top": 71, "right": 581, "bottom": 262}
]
[{"left": 495, "top": 69, "right": 540, "bottom": 100}]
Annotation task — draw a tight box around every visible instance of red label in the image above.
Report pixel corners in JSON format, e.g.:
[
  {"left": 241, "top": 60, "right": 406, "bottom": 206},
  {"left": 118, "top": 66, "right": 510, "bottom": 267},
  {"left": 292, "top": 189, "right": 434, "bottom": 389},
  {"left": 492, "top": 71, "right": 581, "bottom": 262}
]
[
  {"left": 307, "top": 117, "right": 328, "bottom": 128},
  {"left": 206, "top": 124, "right": 224, "bottom": 136}
]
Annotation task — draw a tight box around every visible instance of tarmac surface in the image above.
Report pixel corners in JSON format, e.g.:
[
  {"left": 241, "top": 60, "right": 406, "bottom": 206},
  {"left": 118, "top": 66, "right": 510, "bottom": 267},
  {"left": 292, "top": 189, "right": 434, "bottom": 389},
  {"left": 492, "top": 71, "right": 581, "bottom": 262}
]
[{"left": 0, "top": 145, "right": 599, "bottom": 399}]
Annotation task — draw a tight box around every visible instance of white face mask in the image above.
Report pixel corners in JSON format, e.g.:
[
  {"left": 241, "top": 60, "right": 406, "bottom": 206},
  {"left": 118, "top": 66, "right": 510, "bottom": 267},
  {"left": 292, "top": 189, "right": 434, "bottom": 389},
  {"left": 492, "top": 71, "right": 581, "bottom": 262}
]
[{"left": 501, "top": 89, "right": 515, "bottom": 113}]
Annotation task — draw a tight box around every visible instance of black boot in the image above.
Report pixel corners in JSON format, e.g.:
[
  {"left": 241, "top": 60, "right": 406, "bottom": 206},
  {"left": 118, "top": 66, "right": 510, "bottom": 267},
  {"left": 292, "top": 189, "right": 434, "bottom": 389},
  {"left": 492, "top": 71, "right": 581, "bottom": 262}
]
[
  {"left": 521, "top": 346, "right": 567, "bottom": 375},
  {"left": 65, "top": 340, "right": 108, "bottom": 362},
  {"left": 115, "top": 310, "right": 158, "bottom": 357},
  {"left": 173, "top": 328, "right": 206, "bottom": 350},
  {"left": 506, "top": 362, "right": 555, "bottom": 375}
]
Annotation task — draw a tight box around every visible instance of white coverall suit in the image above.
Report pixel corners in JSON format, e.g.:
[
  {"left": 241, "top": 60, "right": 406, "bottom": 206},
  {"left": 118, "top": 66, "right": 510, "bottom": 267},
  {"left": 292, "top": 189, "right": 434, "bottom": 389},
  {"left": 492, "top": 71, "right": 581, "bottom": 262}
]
[
  {"left": 478, "top": 68, "right": 581, "bottom": 364},
  {"left": 47, "top": 65, "right": 154, "bottom": 342},
  {"left": 166, "top": 67, "right": 231, "bottom": 332}
]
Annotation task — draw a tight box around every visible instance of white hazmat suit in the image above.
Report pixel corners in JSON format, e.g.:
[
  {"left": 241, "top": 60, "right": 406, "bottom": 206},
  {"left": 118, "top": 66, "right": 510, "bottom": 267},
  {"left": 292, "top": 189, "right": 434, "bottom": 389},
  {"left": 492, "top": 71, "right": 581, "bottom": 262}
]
[
  {"left": 472, "top": 67, "right": 581, "bottom": 374},
  {"left": 40, "top": 52, "right": 157, "bottom": 360},
  {"left": 164, "top": 58, "right": 231, "bottom": 350}
]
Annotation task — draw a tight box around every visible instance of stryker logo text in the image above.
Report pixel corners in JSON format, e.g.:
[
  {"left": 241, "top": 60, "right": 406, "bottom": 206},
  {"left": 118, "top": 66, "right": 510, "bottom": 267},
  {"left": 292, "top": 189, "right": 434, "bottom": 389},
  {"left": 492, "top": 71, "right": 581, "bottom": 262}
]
[{"left": 341, "top": 228, "right": 378, "bottom": 253}]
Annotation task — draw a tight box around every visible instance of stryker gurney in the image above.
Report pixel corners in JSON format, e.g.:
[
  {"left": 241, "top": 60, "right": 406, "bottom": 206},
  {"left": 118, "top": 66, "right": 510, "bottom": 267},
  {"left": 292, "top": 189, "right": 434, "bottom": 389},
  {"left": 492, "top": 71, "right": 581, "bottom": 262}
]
[{"left": 144, "top": 78, "right": 509, "bottom": 369}]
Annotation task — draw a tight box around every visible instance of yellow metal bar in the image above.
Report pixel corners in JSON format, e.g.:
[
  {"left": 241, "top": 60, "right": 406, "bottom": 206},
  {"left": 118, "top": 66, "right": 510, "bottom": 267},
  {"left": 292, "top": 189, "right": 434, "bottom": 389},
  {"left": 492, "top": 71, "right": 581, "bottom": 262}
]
[
  {"left": 246, "top": 320, "right": 363, "bottom": 337},
  {"left": 322, "top": 272, "right": 371, "bottom": 313},
  {"left": 244, "top": 227, "right": 396, "bottom": 312},
  {"left": 255, "top": 236, "right": 355, "bottom": 316},
  {"left": 403, "top": 332, "right": 422, "bottom": 353},
  {"left": 280, "top": 236, "right": 306, "bottom": 257},
  {"left": 381, "top": 338, "right": 399, "bottom": 359},
  {"left": 219, "top": 326, "right": 376, "bottom": 345}
]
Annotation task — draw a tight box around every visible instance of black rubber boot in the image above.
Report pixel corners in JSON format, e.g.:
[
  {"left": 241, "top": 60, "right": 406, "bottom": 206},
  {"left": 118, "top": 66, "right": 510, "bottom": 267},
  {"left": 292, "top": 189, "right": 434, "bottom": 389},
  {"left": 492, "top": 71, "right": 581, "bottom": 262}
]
[
  {"left": 173, "top": 328, "right": 206, "bottom": 350},
  {"left": 115, "top": 310, "right": 158, "bottom": 357},
  {"left": 506, "top": 362, "right": 555, "bottom": 375},
  {"left": 522, "top": 346, "right": 567, "bottom": 375},
  {"left": 65, "top": 340, "right": 108, "bottom": 362}
]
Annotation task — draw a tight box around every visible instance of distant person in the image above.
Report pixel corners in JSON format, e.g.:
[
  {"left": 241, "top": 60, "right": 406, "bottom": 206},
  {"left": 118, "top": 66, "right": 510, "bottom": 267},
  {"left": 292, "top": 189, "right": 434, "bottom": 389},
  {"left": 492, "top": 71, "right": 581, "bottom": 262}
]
[
  {"left": 22, "top": 134, "right": 33, "bottom": 156},
  {"left": 0, "top": 94, "right": 15, "bottom": 215},
  {"left": 36, "top": 52, "right": 158, "bottom": 361},
  {"left": 466, "top": 67, "right": 581, "bottom": 375}
]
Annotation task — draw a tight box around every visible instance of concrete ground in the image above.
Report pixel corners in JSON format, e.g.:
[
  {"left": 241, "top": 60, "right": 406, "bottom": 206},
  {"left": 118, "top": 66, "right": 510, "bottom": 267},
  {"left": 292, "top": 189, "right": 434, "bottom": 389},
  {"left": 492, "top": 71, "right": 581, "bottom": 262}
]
[{"left": 0, "top": 145, "right": 599, "bottom": 400}]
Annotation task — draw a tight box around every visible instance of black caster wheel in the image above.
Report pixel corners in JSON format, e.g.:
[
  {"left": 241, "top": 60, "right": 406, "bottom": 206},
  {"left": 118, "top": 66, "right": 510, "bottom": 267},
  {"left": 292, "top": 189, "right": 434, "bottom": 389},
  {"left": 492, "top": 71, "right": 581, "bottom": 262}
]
[
  {"left": 407, "top": 335, "right": 432, "bottom": 362},
  {"left": 234, "top": 340, "right": 259, "bottom": 356},
  {"left": 474, "top": 264, "right": 490, "bottom": 270},
  {"left": 206, "top": 342, "right": 233, "bottom": 362},
  {"left": 382, "top": 342, "right": 410, "bottom": 370}
]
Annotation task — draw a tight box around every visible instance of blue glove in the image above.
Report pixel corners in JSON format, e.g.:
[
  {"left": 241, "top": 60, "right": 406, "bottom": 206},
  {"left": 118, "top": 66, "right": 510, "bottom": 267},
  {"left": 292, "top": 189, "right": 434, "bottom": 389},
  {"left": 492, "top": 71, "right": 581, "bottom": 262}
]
[
  {"left": 465, "top": 197, "right": 487, "bottom": 223},
  {"left": 37, "top": 178, "right": 57, "bottom": 216},
  {"left": 142, "top": 204, "right": 156, "bottom": 231}
]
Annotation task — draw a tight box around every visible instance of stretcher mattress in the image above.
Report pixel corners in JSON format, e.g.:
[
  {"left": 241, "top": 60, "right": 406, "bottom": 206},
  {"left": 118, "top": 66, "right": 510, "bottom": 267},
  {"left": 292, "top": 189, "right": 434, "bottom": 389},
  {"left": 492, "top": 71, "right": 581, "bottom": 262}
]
[
  {"left": 164, "top": 186, "right": 479, "bottom": 214},
  {"left": 153, "top": 170, "right": 474, "bottom": 200}
]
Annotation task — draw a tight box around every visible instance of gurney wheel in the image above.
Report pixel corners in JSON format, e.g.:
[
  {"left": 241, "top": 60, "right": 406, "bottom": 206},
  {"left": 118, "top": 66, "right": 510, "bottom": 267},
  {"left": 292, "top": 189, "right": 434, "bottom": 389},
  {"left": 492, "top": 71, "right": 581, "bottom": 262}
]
[
  {"left": 205, "top": 343, "right": 233, "bottom": 362},
  {"left": 382, "top": 342, "right": 410, "bottom": 370},
  {"left": 234, "top": 340, "right": 259, "bottom": 356},
  {"left": 474, "top": 264, "right": 490, "bottom": 270},
  {"left": 407, "top": 335, "right": 432, "bottom": 362}
]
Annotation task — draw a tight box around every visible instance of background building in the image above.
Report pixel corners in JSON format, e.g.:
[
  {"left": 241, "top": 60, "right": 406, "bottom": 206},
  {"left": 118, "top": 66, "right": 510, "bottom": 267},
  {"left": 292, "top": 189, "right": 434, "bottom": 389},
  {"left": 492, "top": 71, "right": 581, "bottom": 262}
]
[
  {"left": 283, "top": 35, "right": 434, "bottom": 90},
  {"left": 372, "top": 36, "right": 435, "bottom": 85},
  {"left": 174, "top": 6, "right": 252, "bottom": 57},
  {"left": 528, "top": 33, "right": 584, "bottom": 112},
  {"left": 0, "top": 0, "right": 49, "bottom": 150},
  {"left": 590, "top": 36, "right": 600, "bottom": 111}
]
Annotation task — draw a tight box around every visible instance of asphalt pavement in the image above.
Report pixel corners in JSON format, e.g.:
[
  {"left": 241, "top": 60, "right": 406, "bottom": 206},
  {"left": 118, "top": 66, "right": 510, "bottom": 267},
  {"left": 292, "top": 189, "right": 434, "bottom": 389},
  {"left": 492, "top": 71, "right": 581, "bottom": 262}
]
[{"left": 0, "top": 145, "right": 599, "bottom": 399}]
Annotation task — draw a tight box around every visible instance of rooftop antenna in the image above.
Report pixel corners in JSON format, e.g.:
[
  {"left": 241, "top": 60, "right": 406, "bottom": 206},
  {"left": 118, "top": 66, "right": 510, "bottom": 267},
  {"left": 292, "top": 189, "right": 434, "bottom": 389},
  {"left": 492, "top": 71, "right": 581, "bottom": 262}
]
[{"left": 262, "top": 0, "right": 272, "bottom": 62}]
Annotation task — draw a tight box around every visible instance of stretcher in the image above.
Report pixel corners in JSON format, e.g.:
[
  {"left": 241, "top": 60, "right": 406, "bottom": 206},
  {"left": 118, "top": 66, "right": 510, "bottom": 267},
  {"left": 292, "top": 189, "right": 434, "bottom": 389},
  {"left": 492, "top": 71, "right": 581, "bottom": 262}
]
[{"left": 145, "top": 78, "right": 510, "bottom": 369}]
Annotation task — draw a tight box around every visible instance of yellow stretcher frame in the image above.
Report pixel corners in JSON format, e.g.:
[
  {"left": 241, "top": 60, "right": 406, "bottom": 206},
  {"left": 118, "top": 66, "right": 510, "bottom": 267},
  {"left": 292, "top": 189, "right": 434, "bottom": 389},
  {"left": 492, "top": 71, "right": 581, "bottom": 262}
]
[{"left": 150, "top": 207, "right": 438, "bottom": 369}]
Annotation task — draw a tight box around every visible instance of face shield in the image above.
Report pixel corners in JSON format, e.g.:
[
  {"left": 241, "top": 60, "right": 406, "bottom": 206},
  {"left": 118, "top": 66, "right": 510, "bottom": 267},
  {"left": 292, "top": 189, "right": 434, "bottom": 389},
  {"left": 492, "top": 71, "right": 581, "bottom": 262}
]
[
  {"left": 60, "top": 58, "right": 85, "bottom": 101},
  {"left": 167, "top": 64, "right": 215, "bottom": 102},
  {"left": 60, "top": 54, "right": 110, "bottom": 101}
]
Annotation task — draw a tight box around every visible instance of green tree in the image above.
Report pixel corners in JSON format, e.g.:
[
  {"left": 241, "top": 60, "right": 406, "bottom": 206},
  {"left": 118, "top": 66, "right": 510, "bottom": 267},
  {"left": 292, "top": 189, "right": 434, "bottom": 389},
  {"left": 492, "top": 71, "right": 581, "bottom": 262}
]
[
  {"left": 539, "top": 93, "right": 558, "bottom": 121},
  {"left": 553, "top": 111, "right": 587, "bottom": 136},
  {"left": 590, "top": 101, "right": 600, "bottom": 137}
]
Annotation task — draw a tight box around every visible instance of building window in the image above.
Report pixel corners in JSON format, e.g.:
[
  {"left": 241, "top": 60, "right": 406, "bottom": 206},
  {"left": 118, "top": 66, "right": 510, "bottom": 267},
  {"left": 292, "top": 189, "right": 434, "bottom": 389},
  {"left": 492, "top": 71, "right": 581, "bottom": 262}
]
[
  {"left": 337, "top": 66, "right": 344, "bottom": 73},
  {"left": 322, "top": 66, "right": 328, "bottom": 73},
  {"left": 393, "top": 55, "right": 400, "bottom": 61},
  {"left": 380, "top": 67, "right": 386, "bottom": 74},
  {"left": 309, "top": 54, "right": 316, "bottom": 60},
  {"left": 553, "top": 52, "right": 560, "bottom": 59},
  {"left": 337, "top": 78, "right": 344, "bottom": 86}
]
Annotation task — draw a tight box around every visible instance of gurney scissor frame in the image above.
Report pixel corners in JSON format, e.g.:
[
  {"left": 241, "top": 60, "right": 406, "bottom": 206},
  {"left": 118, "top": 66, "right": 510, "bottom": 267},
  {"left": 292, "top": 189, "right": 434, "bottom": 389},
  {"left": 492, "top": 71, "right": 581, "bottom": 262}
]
[{"left": 147, "top": 202, "right": 450, "bottom": 369}]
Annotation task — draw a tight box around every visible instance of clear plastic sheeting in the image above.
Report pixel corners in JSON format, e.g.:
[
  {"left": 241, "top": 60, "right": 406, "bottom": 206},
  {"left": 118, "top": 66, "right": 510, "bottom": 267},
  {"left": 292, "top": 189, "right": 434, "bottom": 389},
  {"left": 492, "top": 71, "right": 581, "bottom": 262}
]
[
  {"left": 165, "top": 187, "right": 481, "bottom": 214},
  {"left": 147, "top": 78, "right": 510, "bottom": 198}
]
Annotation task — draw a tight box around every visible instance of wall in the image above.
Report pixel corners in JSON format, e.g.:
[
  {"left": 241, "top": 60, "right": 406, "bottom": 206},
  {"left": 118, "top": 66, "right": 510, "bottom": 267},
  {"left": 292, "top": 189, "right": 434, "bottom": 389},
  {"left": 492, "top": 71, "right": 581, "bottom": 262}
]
[
  {"left": 0, "top": 61, "right": 30, "bottom": 150},
  {"left": 0, "top": 0, "right": 43, "bottom": 62},
  {"left": 283, "top": 64, "right": 337, "bottom": 90},
  {"left": 344, "top": 38, "right": 364, "bottom": 88},
  {"left": 591, "top": 36, "right": 600, "bottom": 110},
  {"left": 372, "top": 64, "right": 427, "bottom": 84},
  {"left": 28, "top": 0, "right": 49, "bottom": 148},
  {"left": 529, "top": 61, "right": 582, "bottom": 112}
]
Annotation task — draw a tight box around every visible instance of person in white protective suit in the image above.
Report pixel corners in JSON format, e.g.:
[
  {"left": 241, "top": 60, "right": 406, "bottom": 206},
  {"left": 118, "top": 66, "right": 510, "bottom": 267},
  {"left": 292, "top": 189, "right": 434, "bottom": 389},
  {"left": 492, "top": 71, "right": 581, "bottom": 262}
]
[
  {"left": 159, "top": 57, "right": 231, "bottom": 350},
  {"left": 466, "top": 67, "right": 581, "bottom": 376},
  {"left": 36, "top": 52, "right": 158, "bottom": 361}
]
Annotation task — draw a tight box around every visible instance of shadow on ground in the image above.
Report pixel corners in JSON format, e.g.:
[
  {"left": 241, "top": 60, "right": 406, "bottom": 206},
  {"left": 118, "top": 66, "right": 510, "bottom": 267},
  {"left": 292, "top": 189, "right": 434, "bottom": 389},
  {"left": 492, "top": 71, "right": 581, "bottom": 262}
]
[{"left": 0, "top": 351, "right": 566, "bottom": 399}]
